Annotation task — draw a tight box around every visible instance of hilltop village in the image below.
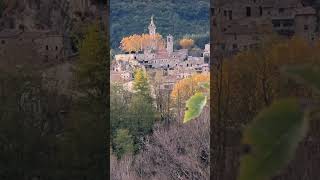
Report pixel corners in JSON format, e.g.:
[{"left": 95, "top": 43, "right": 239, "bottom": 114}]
[{"left": 111, "top": 16, "right": 210, "bottom": 91}]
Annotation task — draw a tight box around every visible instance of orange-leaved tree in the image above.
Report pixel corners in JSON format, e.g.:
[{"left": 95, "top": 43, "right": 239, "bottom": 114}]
[
  {"left": 171, "top": 73, "right": 209, "bottom": 103},
  {"left": 119, "top": 34, "right": 142, "bottom": 53},
  {"left": 171, "top": 73, "right": 209, "bottom": 120},
  {"left": 179, "top": 38, "right": 194, "bottom": 49},
  {"left": 120, "top": 33, "right": 165, "bottom": 53}
]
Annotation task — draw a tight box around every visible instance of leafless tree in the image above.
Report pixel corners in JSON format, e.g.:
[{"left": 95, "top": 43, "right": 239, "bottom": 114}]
[{"left": 111, "top": 107, "right": 210, "bottom": 180}]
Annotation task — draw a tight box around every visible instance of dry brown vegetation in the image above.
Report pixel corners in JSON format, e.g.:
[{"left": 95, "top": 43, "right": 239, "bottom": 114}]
[{"left": 111, "top": 107, "right": 210, "bottom": 180}]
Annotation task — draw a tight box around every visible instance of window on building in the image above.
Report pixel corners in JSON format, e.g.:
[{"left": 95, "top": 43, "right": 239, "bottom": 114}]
[
  {"left": 1, "top": 40, "right": 5, "bottom": 44},
  {"left": 279, "top": 8, "right": 284, "bottom": 13},
  {"left": 252, "top": 36, "right": 259, "bottom": 40},
  {"left": 283, "top": 20, "right": 294, "bottom": 27},
  {"left": 211, "top": 8, "right": 215, "bottom": 15},
  {"left": 246, "top": 7, "right": 251, "bottom": 17},
  {"left": 56, "top": 46, "right": 58, "bottom": 50},
  {"left": 46, "top": 45, "right": 49, "bottom": 50},
  {"left": 221, "top": 44, "right": 226, "bottom": 50},
  {"left": 232, "top": 44, "right": 238, "bottom": 49},
  {"left": 228, "top": 10, "right": 233, "bottom": 20},
  {"left": 9, "top": 20, "right": 15, "bottom": 29},
  {"left": 234, "top": 34, "right": 237, "bottom": 40},
  {"left": 272, "top": 20, "right": 281, "bottom": 27},
  {"left": 259, "top": 6, "right": 263, "bottom": 16},
  {"left": 304, "top": 25, "right": 309, "bottom": 30},
  {"left": 224, "top": 10, "right": 227, "bottom": 16}
]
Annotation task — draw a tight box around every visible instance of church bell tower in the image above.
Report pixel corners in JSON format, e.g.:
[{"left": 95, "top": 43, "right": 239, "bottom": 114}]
[
  {"left": 167, "top": 35, "right": 173, "bottom": 55},
  {"left": 148, "top": 15, "right": 156, "bottom": 35}
]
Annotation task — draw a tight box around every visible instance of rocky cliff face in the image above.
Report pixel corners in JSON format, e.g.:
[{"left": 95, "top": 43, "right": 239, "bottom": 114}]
[{"left": 0, "top": 0, "right": 103, "bottom": 33}]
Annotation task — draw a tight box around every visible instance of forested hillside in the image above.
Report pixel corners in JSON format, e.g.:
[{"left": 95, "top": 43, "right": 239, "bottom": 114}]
[{"left": 110, "top": 0, "right": 210, "bottom": 49}]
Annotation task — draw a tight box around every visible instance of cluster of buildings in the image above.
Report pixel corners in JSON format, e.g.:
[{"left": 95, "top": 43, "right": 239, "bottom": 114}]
[
  {"left": 212, "top": 0, "right": 320, "bottom": 57},
  {"left": 111, "top": 16, "right": 210, "bottom": 91},
  {"left": 0, "top": 0, "right": 99, "bottom": 66},
  {"left": 0, "top": 30, "right": 67, "bottom": 63}
]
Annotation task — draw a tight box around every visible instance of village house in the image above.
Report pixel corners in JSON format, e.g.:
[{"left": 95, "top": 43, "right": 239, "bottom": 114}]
[
  {"left": 0, "top": 30, "right": 67, "bottom": 65},
  {"left": 110, "top": 60, "right": 135, "bottom": 83},
  {"left": 0, "top": 30, "right": 67, "bottom": 64},
  {"left": 212, "top": 0, "right": 318, "bottom": 56}
]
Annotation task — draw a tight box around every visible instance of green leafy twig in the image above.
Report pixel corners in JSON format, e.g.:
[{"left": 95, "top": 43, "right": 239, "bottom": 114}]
[
  {"left": 184, "top": 92, "right": 207, "bottom": 123},
  {"left": 183, "top": 81, "right": 209, "bottom": 123}
]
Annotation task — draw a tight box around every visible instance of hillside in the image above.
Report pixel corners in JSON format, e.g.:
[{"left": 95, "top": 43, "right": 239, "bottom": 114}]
[
  {"left": 110, "top": 0, "right": 210, "bottom": 49},
  {"left": 0, "top": 0, "right": 107, "bottom": 33}
]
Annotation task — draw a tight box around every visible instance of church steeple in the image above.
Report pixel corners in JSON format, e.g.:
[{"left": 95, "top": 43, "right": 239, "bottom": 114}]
[{"left": 148, "top": 15, "right": 156, "bottom": 35}]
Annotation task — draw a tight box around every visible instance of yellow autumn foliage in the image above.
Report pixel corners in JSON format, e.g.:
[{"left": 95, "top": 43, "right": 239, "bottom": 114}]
[
  {"left": 179, "top": 38, "right": 194, "bottom": 49},
  {"left": 171, "top": 73, "right": 209, "bottom": 103},
  {"left": 120, "top": 33, "right": 165, "bottom": 53}
]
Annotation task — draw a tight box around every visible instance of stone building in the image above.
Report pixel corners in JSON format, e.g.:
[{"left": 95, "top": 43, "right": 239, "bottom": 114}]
[
  {"left": 166, "top": 34, "right": 174, "bottom": 55},
  {"left": 113, "top": 15, "right": 209, "bottom": 82},
  {"left": 110, "top": 60, "right": 134, "bottom": 82},
  {"left": 141, "top": 17, "right": 194, "bottom": 69},
  {"left": 203, "top": 43, "right": 210, "bottom": 57},
  {"left": 212, "top": 0, "right": 318, "bottom": 56},
  {"left": 67, "top": 0, "right": 91, "bottom": 15},
  {"left": 0, "top": 30, "right": 66, "bottom": 64}
]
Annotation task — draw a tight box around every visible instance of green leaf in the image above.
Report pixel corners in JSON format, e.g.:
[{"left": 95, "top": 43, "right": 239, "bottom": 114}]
[
  {"left": 200, "top": 82, "right": 210, "bottom": 89},
  {"left": 238, "top": 98, "right": 308, "bottom": 180},
  {"left": 183, "top": 92, "right": 207, "bottom": 123},
  {"left": 284, "top": 64, "right": 320, "bottom": 93}
]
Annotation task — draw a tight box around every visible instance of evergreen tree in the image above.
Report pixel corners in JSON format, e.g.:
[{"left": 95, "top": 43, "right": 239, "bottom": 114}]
[
  {"left": 113, "top": 129, "right": 134, "bottom": 159},
  {"left": 133, "top": 68, "right": 152, "bottom": 101},
  {"left": 76, "top": 22, "right": 108, "bottom": 98},
  {"left": 0, "top": 0, "right": 5, "bottom": 18},
  {"left": 128, "top": 94, "right": 155, "bottom": 142},
  {"left": 129, "top": 69, "right": 155, "bottom": 149},
  {"left": 58, "top": 22, "right": 109, "bottom": 179},
  {"left": 110, "top": 69, "right": 155, "bottom": 152}
]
